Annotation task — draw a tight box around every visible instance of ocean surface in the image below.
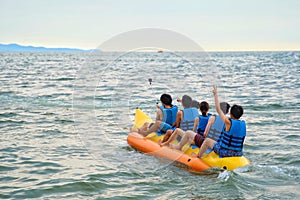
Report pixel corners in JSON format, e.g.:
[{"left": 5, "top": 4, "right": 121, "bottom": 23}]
[{"left": 0, "top": 51, "right": 299, "bottom": 199}]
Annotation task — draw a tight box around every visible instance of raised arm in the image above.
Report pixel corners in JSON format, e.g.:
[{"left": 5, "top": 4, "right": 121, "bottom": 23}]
[{"left": 213, "top": 86, "right": 230, "bottom": 127}]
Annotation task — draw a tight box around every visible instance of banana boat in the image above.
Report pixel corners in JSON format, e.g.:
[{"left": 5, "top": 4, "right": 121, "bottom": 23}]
[{"left": 127, "top": 109, "right": 250, "bottom": 171}]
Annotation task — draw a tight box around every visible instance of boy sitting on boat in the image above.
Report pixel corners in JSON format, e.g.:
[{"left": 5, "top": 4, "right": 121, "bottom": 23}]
[{"left": 133, "top": 94, "right": 178, "bottom": 137}]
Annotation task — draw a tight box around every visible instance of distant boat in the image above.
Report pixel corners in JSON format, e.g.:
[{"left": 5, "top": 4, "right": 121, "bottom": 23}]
[{"left": 157, "top": 50, "right": 163, "bottom": 53}]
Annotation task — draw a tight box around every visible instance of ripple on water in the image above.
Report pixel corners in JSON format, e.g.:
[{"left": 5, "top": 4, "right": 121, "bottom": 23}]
[{"left": 0, "top": 52, "right": 299, "bottom": 199}]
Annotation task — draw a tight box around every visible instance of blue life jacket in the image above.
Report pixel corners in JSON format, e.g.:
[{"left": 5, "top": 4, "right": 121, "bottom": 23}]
[
  {"left": 207, "top": 115, "right": 225, "bottom": 141},
  {"left": 197, "top": 113, "right": 212, "bottom": 136},
  {"left": 160, "top": 105, "right": 178, "bottom": 126},
  {"left": 219, "top": 119, "right": 246, "bottom": 152},
  {"left": 180, "top": 107, "right": 199, "bottom": 131}
]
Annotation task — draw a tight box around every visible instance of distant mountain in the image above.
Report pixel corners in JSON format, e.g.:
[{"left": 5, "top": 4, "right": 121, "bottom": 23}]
[{"left": 0, "top": 43, "right": 99, "bottom": 52}]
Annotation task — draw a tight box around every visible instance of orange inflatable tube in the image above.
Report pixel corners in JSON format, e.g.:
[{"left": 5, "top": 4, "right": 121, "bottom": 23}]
[{"left": 127, "top": 132, "right": 210, "bottom": 171}]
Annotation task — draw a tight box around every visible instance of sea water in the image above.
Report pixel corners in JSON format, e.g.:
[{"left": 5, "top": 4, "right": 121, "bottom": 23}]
[{"left": 0, "top": 51, "right": 299, "bottom": 199}]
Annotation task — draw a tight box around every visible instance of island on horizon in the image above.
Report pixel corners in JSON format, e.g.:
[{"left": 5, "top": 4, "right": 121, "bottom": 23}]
[{"left": 0, "top": 43, "right": 99, "bottom": 52}]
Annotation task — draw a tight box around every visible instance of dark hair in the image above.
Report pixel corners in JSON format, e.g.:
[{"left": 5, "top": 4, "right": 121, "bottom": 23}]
[
  {"left": 230, "top": 104, "right": 243, "bottom": 119},
  {"left": 220, "top": 102, "right": 230, "bottom": 114},
  {"left": 160, "top": 94, "right": 172, "bottom": 106},
  {"left": 182, "top": 95, "right": 192, "bottom": 108},
  {"left": 191, "top": 100, "right": 199, "bottom": 109},
  {"left": 199, "top": 101, "right": 209, "bottom": 116}
]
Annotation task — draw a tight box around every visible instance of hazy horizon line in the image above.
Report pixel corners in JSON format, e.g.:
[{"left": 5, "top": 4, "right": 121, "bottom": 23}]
[{"left": 0, "top": 42, "right": 299, "bottom": 52}]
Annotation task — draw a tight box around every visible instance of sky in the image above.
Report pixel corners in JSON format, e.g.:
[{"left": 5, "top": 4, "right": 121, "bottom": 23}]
[{"left": 0, "top": 0, "right": 299, "bottom": 51}]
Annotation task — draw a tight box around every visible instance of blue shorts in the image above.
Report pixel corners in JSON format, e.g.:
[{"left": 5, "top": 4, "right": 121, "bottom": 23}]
[
  {"left": 213, "top": 143, "right": 243, "bottom": 157},
  {"left": 158, "top": 122, "right": 175, "bottom": 133}
]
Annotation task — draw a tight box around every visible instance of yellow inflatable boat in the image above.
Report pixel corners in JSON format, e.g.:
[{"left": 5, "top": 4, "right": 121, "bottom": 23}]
[{"left": 127, "top": 109, "right": 250, "bottom": 171}]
